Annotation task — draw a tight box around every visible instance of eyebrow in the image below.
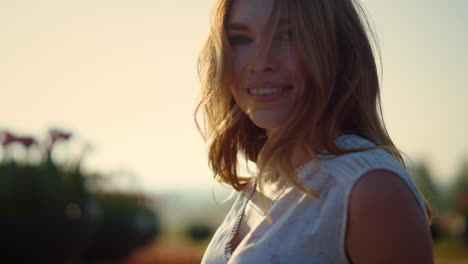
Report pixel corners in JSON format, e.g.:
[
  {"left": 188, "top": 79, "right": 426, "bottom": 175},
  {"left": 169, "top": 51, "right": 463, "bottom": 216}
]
[
  {"left": 227, "top": 23, "right": 249, "bottom": 31},
  {"left": 227, "top": 18, "right": 290, "bottom": 31}
]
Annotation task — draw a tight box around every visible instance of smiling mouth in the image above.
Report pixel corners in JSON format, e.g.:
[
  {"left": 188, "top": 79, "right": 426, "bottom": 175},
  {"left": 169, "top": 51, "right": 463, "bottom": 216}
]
[{"left": 247, "top": 86, "right": 293, "bottom": 95}]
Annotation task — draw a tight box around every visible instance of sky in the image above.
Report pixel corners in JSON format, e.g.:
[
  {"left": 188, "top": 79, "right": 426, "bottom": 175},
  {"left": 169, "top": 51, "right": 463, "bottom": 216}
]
[{"left": 1, "top": 0, "right": 467, "bottom": 193}]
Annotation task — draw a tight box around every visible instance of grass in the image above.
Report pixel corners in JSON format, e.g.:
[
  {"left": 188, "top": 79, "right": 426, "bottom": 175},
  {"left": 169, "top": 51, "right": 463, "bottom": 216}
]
[
  {"left": 435, "top": 235, "right": 468, "bottom": 263},
  {"left": 125, "top": 233, "right": 468, "bottom": 263}
]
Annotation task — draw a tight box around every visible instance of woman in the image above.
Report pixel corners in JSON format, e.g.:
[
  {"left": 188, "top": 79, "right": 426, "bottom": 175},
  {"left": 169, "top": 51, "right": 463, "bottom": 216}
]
[{"left": 196, "top": 0, "right": 434, "bottom": 263}]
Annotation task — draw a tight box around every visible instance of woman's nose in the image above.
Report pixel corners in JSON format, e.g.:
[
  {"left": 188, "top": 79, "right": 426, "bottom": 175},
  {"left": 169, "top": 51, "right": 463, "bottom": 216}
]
[{"left": 247, "top": 48, "right": 279, "bottom": 73}]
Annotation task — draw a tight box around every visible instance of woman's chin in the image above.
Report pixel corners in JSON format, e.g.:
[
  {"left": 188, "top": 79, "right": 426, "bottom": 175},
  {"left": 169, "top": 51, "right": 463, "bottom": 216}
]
[{"left": 249, "top": 114, "right": 288, "bottom": 135}]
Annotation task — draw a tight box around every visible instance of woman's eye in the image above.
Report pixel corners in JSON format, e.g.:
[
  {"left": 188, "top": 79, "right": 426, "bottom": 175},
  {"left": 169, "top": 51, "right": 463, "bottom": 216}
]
[{"left": 229, "top": 36, "right": 251, "bottom": 46}]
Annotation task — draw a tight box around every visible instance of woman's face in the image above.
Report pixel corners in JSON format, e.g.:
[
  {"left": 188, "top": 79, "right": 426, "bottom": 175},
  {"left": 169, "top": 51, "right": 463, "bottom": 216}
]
[{"left": 227, "top": 0, "right": 306, "bottom": 136}]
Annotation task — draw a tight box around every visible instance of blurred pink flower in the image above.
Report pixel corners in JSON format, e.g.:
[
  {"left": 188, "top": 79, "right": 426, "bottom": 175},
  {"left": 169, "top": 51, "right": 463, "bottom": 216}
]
[
  {"left": 49, "top": 129, "right": 72, "bottom": 143},
  {"left": 16, "top": 137, "right": 37, "bottom": 148},
  {"left": 0, "top": 131, "right": 18, "bottom": 146}
]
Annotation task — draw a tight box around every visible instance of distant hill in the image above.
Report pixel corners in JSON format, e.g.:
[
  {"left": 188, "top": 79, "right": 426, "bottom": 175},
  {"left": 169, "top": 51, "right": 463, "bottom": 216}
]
[{"left": 151, "top": 187, "right": 238, "bottom": 233}]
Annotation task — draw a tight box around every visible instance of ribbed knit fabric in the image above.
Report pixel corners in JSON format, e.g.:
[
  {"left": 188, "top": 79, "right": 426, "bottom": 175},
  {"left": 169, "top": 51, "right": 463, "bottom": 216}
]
[{"left": 201, "top": 134, "right": 429, "bottom": 264}]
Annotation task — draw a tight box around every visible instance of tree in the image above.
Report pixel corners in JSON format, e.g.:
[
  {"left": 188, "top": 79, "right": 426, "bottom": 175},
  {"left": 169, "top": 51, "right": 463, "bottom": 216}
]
[{"left": 411, "top": 160, "right": 444, "bottom": 239}]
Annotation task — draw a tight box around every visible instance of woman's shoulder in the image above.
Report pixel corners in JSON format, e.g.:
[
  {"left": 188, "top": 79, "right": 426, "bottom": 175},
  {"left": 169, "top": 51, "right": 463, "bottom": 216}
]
[
  {"left": 297, "top": 134, "right": 427, "bottom": 210},
  {"left": 295, "top": 135, "right": 407, "bottom": 197},
  {"left": 345, "top": 169, "right": 434, "bottom": 263},
  {"left": 297, "top": 135, "right": 403, "bottom": 183},
  {"left": 319, "top": 134, "right": 407, "bottom": 182},
  {"left": 308, "top": 135, "right": 430, "bottom": 221}
]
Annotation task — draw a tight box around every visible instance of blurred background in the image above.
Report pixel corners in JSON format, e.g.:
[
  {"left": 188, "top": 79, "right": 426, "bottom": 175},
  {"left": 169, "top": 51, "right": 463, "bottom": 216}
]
[{"left": 0, "top": 0, "right": 466, "bottom": 263}]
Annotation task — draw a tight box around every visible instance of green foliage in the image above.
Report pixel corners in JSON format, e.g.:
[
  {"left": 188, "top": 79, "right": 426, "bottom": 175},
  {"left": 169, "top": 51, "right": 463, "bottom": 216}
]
[
  {"left": 93, "top": 192, "right": 157, "bottom": 220},
  {"left": 0, "top": 162, "right": 88, "bottom": 216},
  {"left": 413, "top": 162, "right": 435, "bottom": 200},
  {"left": 452, "top": 160, "right": 468, "bottom": 196},
  {"left": 412, "top": 161, "right": 446, "bottom": 214},
  {"left": 0, "top": 129, "right": 89, "bottom": 215},
  {"left": 186, "top": 223, "right": 214, "bottom": 241},
  {"left": 83, "top": 192, "right": 159, "bottom": 261},
  {"left": 0, "top": 129, "right": 160, "bottom": 262},
  {"left": 450, "top": 160, "right": 468, "bottom": 217}
]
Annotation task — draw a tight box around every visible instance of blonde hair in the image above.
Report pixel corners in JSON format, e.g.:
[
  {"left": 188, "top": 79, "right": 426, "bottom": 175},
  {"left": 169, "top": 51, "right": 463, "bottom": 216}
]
[{"left": 196, "top": 0, "right": 432, "bottom": 224}]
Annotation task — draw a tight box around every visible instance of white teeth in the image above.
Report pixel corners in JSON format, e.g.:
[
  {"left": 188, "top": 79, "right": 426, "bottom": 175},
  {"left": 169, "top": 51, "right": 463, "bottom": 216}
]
[{"left": 249, "top": 88, "right": 285, "bottom": 95}]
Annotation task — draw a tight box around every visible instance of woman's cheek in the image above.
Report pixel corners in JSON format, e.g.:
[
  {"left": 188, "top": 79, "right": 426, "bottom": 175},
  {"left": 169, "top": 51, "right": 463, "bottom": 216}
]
[
  {"left": 231, "top": 52, "right": 245, "bottom": 97},
  {"left": 285, "top": 48, "right": 307, "bottom": 81},
  {"left": 233, "top": 49, "right": 252, "bottom": 84}
]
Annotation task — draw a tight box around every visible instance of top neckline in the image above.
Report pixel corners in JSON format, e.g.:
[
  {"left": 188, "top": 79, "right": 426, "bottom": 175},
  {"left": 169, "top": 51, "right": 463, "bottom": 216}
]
[{"left": 224, "top": 182, "right": 256, "bottom": 262}]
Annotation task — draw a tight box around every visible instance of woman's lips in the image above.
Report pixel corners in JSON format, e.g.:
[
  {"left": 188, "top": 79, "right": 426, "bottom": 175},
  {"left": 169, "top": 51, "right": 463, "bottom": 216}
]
[{"left": 246, "top": 85, "right": 293, "bottom": 102}]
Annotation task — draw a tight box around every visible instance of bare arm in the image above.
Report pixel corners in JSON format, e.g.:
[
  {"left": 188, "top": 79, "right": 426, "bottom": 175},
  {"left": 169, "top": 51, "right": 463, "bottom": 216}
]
[{"left": 345, "top": 169, "right": 434, "bottom": 264}]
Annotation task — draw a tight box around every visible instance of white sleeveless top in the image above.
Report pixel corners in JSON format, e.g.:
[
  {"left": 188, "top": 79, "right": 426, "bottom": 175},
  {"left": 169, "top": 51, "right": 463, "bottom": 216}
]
[{"left": 201, "top": 134, "right": 429, "bottom": 264}]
